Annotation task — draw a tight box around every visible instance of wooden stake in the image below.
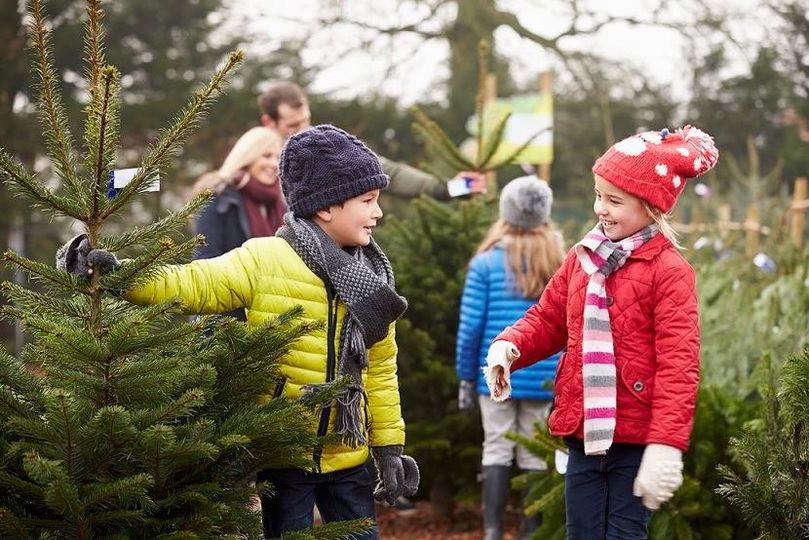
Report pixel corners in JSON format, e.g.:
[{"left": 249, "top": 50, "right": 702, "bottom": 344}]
[
  {"left": 718, "top": 204, "right": 731, "bottom": 236},
  {"left": 791, "top": 177, "right": 807, "bottom": 249},
  {"left": 484, "top": 73, "right": 497, "bottom": 193},
  {"left": 537, "top": 71, "right": 553, "bottom": 182},
  {"left": 745, "top": 204, "right": 759, "bottom": 257}
]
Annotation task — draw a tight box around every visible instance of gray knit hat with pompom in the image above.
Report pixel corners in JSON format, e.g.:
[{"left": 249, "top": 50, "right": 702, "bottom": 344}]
[{"left": 499, "top": 175, "right": 553, "bottom": 230}]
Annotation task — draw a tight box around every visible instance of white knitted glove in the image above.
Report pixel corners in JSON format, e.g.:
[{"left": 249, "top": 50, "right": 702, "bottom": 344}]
[
  {"left": 633, "top": 443, "right": 684, "bottom": 510},
  {"left": 483, "top": 340, "right": 519, "bottom": 401}
]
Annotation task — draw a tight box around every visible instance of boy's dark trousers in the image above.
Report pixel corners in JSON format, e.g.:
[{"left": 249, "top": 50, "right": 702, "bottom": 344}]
[
  {"left": 563, "top": 437, "right": 652, "bottom": 540},
  {"left": 257, "top": 464, "right": 377, "bottom": 539}
]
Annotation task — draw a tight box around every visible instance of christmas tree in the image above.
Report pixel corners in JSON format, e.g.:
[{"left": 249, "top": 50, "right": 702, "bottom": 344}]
[
  {"left": 378, "top": 195, "right": 495, "bottom": 513},
  {"left": 718, "top": 349, "right": 809, "bottom": 539},
  {"left": 0, "top": 1, "right": 369, "bottom": 538}
]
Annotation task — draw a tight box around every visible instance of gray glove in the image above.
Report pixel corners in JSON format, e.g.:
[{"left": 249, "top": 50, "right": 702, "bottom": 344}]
[
  {"left": 371, "top": 445, "right": 419, "bottom": 505},
  {"left": 458, "top": 380, "right": 476, "bottom": 412},
  {"left": 56, "top": 233, "right": 121, "bottom": 278}
]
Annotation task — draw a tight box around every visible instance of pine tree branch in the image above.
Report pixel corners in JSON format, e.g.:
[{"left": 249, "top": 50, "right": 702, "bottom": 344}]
[
  {"left": 0, "top": 282, "right": 89, "bottom": 322},
  {"left": 102, "top": 191, "right": 212, "bottom": 252},
  {"left": 86, "top": 66, "right": 121, "bottom": 221},
  {"left": 0, "top": 150, "right": 86, "bottom": 220},
  {"left": 16, "top": 315, "right": 103, "bottom": 363},
  {"left": 101, "top": 51, "right": 244, "bottom": 219},
  {"left": 477, "top": 111, "right": 511, "bottom": 169},
  {"left": 136, "top": 390, "right": 207, "bottom": 430},
  {"left": 486, "top": 126, "right": 550, "bottom": 170},
  {"left": 49, "top": 392, "right": 82, "bottom": 483},
  {"left": 99, "top": 236, "right": 203, "bottom": 292},
  {"left": 28, "top": 0, "right": 81, "bottom": 196},
  {"left": 83, "top": 474, "right": 153, "bottom": 511},
  {"left": 411, "top": 123, "right": 473, "bottom": 173},
  {"left": 3, "top": 251, "right": 90, "bottom": 295},
  {"left": 82, "top": 0, "right": 105, "bottom": 98}
]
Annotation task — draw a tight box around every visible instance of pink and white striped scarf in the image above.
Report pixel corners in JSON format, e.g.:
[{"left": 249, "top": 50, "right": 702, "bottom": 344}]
[{"left": 574, "top": 223, "right": 658, "bottom": 455}]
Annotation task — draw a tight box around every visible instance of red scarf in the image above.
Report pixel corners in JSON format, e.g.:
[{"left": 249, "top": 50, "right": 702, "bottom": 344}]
[{"left": 238, "top": 174, "right": 286, "bottom": 237}]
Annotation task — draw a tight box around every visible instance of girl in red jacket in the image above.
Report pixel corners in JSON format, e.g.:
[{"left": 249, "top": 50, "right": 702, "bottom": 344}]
[{"left": 485, "top": 126, "right": 718, "bottom": 539}]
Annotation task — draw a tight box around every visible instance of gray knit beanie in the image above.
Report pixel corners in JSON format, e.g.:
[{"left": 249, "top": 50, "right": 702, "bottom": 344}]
[
  {"left": 499, "top": 175, "right": 553, "bottom": 229},
  {"left": 278, "top": 124, "right": 390, "bottom": 218}
]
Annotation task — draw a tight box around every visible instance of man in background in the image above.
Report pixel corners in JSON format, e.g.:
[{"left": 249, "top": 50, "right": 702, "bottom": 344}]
[{"left": 258, "top": 81, "right": 485, "bottom": 200}]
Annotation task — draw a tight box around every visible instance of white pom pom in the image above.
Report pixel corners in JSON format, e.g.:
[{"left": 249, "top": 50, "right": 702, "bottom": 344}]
[
  {"left": 655, "top": 164, "right": 668, "bottom": 176},
  {"left": 683, "top": 126, "right": 719, "bottom": 174}
]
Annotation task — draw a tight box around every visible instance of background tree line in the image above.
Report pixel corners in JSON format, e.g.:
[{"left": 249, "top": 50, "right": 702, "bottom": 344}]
[{"left": 2, "top": 0, "right": 807, "bottom": 384}]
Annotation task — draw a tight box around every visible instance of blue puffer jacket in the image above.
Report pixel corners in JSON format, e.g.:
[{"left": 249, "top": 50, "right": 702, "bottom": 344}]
[{"left": 456, "top": 246, "right": 560, "bottom": 400}]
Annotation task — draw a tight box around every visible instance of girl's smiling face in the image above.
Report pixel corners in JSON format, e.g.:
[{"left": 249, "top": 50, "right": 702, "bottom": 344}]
[{"left": 593, "top": 175, "right": 655, "bottom": 241}]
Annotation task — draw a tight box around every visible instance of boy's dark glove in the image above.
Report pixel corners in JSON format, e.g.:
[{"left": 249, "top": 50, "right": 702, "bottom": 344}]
[
  {"left": 56, "top": 233, "right": 121, "bottom": 278},
  {"left": 371, "top": 445, "right": 419, "bottom": 505},
  {"left": 458, "top": 380, "right": 476, "bottom": 412}
]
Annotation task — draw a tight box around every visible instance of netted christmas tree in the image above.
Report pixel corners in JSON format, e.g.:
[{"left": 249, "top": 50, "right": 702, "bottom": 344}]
[
  {"left": 717, "top": 349, "right": 809, "bottom": 539},
  {"left": 0, "top": 1, "right": 369, "bottom": 538}
]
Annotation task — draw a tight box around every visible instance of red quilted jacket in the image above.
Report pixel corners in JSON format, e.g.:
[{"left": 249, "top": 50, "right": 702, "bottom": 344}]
[{"left": 497, "top": 233, "right": 700, "bottom": 451}]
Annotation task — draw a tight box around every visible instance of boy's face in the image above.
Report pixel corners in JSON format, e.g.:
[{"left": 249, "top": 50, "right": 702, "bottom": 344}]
[
  {"left": 315, "top": 189, "right": 383, "bottom": 248},
  {"left": 593, "top": 175, "right": 654, "bottom": 241}
]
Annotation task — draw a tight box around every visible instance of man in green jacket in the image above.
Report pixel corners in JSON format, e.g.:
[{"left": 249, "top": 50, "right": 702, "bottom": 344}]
[{"left": 258, "top": 81, "right": 485, "bottom": 200}]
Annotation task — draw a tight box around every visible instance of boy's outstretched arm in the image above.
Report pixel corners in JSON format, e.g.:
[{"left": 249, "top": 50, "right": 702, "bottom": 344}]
[{"left": 57, "top": 233, "right": 258, "bottom": 314}]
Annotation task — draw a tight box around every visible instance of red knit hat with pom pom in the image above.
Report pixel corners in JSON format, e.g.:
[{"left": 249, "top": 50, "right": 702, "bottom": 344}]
[{"left": 592, "top": 125, "right": 719, "bottom": 212}]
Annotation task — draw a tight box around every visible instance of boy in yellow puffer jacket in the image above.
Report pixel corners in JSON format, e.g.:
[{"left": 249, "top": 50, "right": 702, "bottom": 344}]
[{"left": 57, "top": 125, "right": 418, "bottom": 539}]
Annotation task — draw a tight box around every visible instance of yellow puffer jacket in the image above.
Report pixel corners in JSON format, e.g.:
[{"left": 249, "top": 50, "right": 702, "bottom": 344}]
[{"left": 125, "top": 236, "right": 405, "bottom": 473}]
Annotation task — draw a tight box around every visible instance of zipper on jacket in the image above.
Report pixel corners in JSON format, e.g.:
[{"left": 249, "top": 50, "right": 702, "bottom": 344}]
[
  {"left": 313, "top": 284, "right": 338, "bottom": 468},
  {"left": 271, "top": 376, "right": 287, "bottom": 399}
]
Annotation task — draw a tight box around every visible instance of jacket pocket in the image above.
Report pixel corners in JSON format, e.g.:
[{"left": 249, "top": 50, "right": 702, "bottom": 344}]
[{"left": 619, "top": 362, "right": 653, "bottom": 406}]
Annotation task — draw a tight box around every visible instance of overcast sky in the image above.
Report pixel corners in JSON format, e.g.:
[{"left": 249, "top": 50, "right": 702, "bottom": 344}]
[{"left": 224, "top": 0, "right": 772, "bottom": 106}]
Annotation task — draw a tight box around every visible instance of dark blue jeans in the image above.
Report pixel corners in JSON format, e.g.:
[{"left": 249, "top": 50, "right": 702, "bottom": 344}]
[
  {"left": 257, "top": 464, "right": 377, "bottom": 539},
  {"left": 564, "top": 437, "right": 652, "bottom": 540}
]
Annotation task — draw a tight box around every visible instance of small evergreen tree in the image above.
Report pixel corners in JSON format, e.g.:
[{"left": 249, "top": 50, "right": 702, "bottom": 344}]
[
  {"left": 382, "top": 38, "right": 547, "bottom": 515},
  {"left": 0, "top": 1, "right": 370, "bottom": 538},
  {"left": 718, "top": 349, "right": 809, "bottom": 539},
  {"left": 379, "top": 196, "right": 495, "bottom": 514}
]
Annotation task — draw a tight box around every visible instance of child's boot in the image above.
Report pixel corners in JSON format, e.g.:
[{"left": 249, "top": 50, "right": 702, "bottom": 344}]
[{"left": 482, "top": 465, "right": 510, "bottom": 540}]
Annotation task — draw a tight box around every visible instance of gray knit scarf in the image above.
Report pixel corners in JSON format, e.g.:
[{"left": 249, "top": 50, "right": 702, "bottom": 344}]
[{"left": 276, "top": 212, "right": 408, "bottom": 448}]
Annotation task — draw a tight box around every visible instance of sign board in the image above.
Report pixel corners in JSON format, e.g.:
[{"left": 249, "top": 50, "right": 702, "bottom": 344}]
[{"left": 466, "top": 92, "right": 553, "bottom": 165}]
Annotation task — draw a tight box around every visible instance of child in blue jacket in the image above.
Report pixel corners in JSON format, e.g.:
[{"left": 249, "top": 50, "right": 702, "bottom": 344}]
[{"left": 456, "top": 176, "right": 564, "bottom": 540}]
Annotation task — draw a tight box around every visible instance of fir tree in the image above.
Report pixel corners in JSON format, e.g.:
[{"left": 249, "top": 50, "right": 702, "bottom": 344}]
[
  {"left": 380, "top": 39, "right": 544, "bottom": 515},
  {"left": 718, "top": 350, "right": 809, "bottom": 539},
  {"left": 378, "top": 195, "right": 495, "bottom": 513},
  {"left": 0, "top": 1, "right": 371, "bottom": 538}
]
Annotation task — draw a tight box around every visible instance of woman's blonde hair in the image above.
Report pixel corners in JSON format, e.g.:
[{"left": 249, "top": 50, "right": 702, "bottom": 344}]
[
  {"left": 218, "top": 126, "right": 281, "bottom": 180},
  {"left": 641, "top": 201, "right": 681, "bottom": 249},
  {"left": 189, "top": 127, "right": 282, "bottom": 199},
  {"left": 476, "top": 219, "right": 564, "bottom": 298}
]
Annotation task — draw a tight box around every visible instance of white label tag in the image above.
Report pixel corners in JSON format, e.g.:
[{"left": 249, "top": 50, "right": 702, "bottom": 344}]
[
  {"left": 446, "top": 176, "right": 473, "bottom": 197},
  {"left": 113, "top": 167, "right": 160, "bottom": 191}
]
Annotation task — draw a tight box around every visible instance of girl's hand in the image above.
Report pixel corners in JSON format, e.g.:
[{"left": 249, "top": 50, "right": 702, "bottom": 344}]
[
  {"left": 484, "top": 340, "right": 519, "bottom": 401},
  {"left": 490, "top": 365, "right": 507, "bottom": 398}
]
